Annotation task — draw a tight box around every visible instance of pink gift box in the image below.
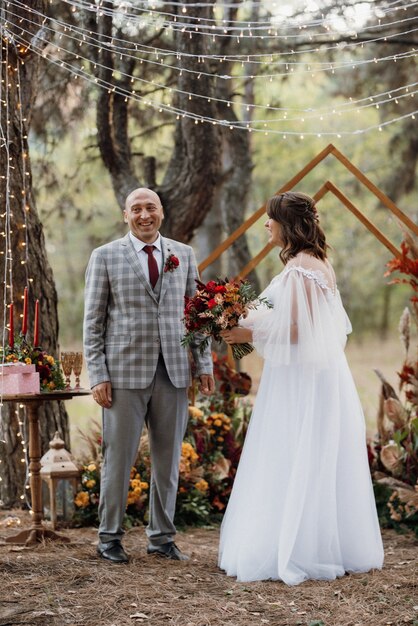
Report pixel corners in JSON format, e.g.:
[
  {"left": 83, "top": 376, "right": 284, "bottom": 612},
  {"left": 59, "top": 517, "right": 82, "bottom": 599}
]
[{"left": 0, "top": 363, "right": 40, "bottom": 395}]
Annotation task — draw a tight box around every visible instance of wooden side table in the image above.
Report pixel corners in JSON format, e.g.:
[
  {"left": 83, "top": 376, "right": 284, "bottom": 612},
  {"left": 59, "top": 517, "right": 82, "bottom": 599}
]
[{"left": 1, "top": 390, "right": 91, "bottom": 545}]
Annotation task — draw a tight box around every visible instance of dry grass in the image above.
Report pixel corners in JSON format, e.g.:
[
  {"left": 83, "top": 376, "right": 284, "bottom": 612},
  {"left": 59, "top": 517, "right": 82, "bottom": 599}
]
[{"left": 0, "top": 511, "right": 416, "bottom": 626}]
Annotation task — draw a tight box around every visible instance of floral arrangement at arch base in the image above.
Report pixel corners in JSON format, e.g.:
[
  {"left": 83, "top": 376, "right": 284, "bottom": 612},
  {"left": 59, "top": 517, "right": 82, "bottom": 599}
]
[
  {"left": 369, "top": 233, "right": 418, "bottom": 536},
  {"left": 0, "top": 335, "right": 65, "bottom": 391},
  {"left": 73, "top": 354, "right": 253, "bottom": 528}
]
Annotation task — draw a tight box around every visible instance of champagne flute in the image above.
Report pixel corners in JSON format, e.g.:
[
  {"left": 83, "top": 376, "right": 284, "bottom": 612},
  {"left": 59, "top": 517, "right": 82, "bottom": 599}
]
[
  {"left": 73, "top": 352, "right": 83, "bottom": 389},
  {"left": 60, "top": 351, "right": 75, "bottom": 389}
]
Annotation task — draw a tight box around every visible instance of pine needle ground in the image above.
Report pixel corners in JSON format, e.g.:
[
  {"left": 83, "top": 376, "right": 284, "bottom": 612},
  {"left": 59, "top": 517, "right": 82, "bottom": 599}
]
[{"left": 0, "top": 511, "right": 416, "bottom": 626}]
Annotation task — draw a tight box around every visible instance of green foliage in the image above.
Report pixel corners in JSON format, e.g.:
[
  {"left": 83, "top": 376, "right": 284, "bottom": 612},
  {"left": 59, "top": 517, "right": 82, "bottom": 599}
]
[
  {"left": 373, "top": 483, "right": 400, "bottom": 531},
  {"left": 175, "top": 490, "right": 211, "bottom": 528}
]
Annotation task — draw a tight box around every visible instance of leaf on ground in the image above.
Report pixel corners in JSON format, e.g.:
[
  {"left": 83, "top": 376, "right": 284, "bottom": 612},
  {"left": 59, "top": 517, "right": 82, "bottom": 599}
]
[{"left": 130, "top": 613, "right": 149, "bottom": 620}]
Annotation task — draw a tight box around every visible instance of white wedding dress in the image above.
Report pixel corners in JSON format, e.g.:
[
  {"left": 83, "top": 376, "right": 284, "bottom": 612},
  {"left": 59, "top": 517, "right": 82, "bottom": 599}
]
[{"left": 218, "top": 253, "right": 384, "bottom": 585}]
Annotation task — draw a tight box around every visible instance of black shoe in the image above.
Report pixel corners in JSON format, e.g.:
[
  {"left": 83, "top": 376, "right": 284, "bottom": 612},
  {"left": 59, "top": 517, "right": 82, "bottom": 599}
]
[
  {"left": 97, "top": 540, "right": 129, "bottom": 564},
  {"left": 147, "top": 541, "right": 189, "bottom": 561}
]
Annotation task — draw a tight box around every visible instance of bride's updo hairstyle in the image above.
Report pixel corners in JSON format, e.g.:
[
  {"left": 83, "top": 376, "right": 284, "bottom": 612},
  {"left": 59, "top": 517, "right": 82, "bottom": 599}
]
[{"left": 266, "top": 191, "right": 327, "bottom": 264}]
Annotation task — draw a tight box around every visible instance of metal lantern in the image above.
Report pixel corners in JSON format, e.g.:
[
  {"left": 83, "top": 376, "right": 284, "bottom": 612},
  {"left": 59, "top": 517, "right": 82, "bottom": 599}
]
[{"left": 40, "top": 431, "right": 80, "bottom": 529}]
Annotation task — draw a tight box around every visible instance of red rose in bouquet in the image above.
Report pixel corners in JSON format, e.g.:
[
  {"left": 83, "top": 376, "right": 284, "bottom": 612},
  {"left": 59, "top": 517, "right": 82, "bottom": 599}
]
[{"left": 181, "top": 277, "right": 271, "bottom": 360}]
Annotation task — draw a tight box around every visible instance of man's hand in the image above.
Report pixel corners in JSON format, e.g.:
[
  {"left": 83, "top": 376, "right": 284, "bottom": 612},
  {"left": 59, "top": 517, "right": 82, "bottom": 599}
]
[
  {"left": 92, "top": 381, "right": 112, "bottom": 408},
  {"left": 198, "top": 374, "right": 215, "bottom": 396},
  {"left": 220, "top": 327, "right": 253, "bottom": 344}
]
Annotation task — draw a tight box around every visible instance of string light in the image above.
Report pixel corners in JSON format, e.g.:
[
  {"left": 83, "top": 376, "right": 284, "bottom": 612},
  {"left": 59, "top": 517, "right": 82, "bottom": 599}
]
[
  {"left": 15, "top": 57, "right": 30, "bottom": 284},
  {"left": 5, "top": 26, "right": 415, "bottom": 136},
  {"left": 0, "top": 36, "right": 13, "bottom": 447},
  {"left": 56, "top": 0, "right": 418, "bottom": 40},
  {"left": 7, "top": 0, "right": 418, "bottom": 69},
  {"left": 4, "top": 13, "right": 417, "bottom": 135},
  {"left": 12, "top": 17, "right": 417, "bottom": 106},
  {"left": 0, "top": 29, "right": 32, "bottom": 503}
]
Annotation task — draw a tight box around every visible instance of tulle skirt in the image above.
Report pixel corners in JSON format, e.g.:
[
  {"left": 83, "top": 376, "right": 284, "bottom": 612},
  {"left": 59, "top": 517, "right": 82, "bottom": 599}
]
[{"left": 218, "top": 354, "right": 384, "bottom": 585}]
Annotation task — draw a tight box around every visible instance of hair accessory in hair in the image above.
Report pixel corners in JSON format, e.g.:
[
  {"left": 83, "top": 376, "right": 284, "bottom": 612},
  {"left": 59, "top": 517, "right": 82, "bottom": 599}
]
[{"left": 303, "top": 197, "right": 319, "bottom": 223}]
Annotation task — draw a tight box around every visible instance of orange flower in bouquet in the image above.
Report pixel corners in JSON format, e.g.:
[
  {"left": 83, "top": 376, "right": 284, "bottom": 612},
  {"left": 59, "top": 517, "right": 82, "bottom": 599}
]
[{"left": 181, "top": 278, "right": 271, "bottom": 360}]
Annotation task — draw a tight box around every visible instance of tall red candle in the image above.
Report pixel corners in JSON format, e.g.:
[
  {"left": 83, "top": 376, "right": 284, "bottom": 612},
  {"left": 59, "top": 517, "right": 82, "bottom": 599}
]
[
  {"left": 22, "top": 286, "right": 28, "bottom": 336},
  {"left": 33, "top": 299, "right": 39, "bottom": 347},
  {"left": 9, "top": 303, "right": 14, "bottom": 349}
]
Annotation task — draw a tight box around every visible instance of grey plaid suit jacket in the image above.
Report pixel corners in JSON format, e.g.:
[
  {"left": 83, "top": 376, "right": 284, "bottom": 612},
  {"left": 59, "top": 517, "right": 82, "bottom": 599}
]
[{"left": 83, "top": 233, "right": 213, "bottom": 389}]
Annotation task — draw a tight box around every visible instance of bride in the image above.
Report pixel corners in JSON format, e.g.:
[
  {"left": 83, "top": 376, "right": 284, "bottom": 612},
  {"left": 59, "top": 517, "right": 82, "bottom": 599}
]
[{"left": 218, "top": 191, "right": 384, "bottom": 585}]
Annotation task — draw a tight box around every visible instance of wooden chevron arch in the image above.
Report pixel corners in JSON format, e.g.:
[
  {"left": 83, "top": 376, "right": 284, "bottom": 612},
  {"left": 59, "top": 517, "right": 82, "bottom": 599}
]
[{"left": 199, "top": 144, "right": 418, "bottom": 278}]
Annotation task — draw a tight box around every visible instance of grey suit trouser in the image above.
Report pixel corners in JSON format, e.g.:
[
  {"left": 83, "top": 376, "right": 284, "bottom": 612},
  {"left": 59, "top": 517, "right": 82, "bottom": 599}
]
[{"left": 98, "top": 355, "right": 188, "bottom": 545}]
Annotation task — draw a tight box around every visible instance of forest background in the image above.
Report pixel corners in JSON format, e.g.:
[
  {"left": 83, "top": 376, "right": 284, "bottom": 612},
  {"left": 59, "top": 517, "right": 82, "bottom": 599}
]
[{"left": 0, "top": 0, "right": 417, "bottom": 507}]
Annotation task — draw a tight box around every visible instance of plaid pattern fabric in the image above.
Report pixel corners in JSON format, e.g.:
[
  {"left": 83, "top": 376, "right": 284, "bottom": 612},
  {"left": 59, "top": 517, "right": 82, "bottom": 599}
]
[{"left": 83, "top": 233, "right": 213, "bottom": 389}]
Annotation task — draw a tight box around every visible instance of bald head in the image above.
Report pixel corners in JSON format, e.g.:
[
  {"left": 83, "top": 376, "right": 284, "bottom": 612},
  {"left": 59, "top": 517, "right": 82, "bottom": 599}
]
[
  {"left": 125, "top": 187, "right": 162, "bottom": 211},
  {"left": 124, "top": 187, "right": 164, "bottom": 244}
]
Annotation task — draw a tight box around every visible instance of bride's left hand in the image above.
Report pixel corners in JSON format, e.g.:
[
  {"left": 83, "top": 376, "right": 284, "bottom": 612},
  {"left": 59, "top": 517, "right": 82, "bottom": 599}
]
[{"left": 220, "top": 327, "right": 253, "bottom": 344}]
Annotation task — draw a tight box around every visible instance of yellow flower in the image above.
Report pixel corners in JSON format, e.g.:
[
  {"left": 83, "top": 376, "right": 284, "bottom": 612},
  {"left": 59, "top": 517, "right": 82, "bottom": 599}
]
[
  {"left": 85, "top": 479, "right": 96, "bottom": 489},
  {"left": 217, "top": 436, "right": 224, "bottom": 442},
  {"left": 195, "top": 479, "right": 209, "bottom": 493},
  {"left": 46, "top": 355, "right": 55, "bottom": 365},
  {"left": 126, "top": 492, "right": 137, "bottom": 505},
  {"left": 140, "top": 481, "right": 149, "bottom": 490},
  {"left": 214, "top": 419, "right": 222, "bottom": 427},
  {"left": 74, "top": 491, "right": 90, "bottom": 508},
  {"left": 87, "top": 463, "right": 96, "bottom": 472},
  {"left": 25, "top": 358, "right": 32, "bottom": 365},
  {"left": 181, "top": 442, "right": 198, "bottom": 463},
  {"left": 188, "top": 406, "right": 204, "bottom": 419},
  {"left": 48, "top": 381, "right": 55, "bottom": 390}
]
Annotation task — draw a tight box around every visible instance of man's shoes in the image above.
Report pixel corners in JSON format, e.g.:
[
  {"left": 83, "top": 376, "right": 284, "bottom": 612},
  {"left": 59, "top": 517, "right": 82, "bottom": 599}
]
[
  {"left": 147, "top": 541, "right": 190, "bottom": 561},
  {"left": 97, "top": 540, "right": 129, "bottom": 564}
]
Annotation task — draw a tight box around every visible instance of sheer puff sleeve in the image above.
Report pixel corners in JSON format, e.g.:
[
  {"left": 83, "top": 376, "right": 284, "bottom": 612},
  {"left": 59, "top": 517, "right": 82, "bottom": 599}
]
[{"left": 241, "top": 265, "right": 352, "bottom": 367}]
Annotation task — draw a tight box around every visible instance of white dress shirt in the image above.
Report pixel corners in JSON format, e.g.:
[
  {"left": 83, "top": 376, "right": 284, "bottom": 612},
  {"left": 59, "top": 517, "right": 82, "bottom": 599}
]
[{"left": 129, "top": 231, "right": 163, "bottom": 284}]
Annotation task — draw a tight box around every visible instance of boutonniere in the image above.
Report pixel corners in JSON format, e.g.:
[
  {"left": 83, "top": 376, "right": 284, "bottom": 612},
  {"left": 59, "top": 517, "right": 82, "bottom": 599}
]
[{"left": 164, "top": 254, "right": 180, "bottom": 273}]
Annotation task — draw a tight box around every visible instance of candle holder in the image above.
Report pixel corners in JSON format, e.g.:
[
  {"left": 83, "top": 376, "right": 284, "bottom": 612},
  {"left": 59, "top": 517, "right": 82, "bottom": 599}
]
[
  {"left": 60, "top": 352, "right": 75, "bottom": 389},
  {"left": 72, "top": 352, "right": 83, "bottom": 389}
]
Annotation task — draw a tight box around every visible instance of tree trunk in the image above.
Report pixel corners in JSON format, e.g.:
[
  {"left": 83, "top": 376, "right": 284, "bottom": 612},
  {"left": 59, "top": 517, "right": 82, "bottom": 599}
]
[
  {"left": 214, "top": 2, "right": 260, "bottom": 291},
  {"left": 0, "top": 1, "right": 68, "bottom": 508},
  {"left": 195, "top": 201, "right": 224, "bottom": 281},
  {"left": 92, "top": 1, "right": 222, "bottom": 243},
  {"left": 383, "top": 119, "right": 418, "bottom": 203}
]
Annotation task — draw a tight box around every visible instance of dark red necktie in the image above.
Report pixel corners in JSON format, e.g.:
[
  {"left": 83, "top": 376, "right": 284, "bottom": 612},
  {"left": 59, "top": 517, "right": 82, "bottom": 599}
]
[{"left": 143, "top": 245, "right": 159, "bottom": 288}]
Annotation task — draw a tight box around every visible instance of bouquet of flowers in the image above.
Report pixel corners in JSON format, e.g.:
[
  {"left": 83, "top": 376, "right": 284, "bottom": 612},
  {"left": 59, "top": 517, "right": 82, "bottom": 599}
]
[{"left": 182, "top": 278, "right": 272, "bottom": 360}]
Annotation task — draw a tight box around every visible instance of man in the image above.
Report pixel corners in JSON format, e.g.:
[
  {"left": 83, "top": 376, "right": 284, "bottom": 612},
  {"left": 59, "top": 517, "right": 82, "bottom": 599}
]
[{"left": 83, "top": 187, "right": 214, "bottom": 564}]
